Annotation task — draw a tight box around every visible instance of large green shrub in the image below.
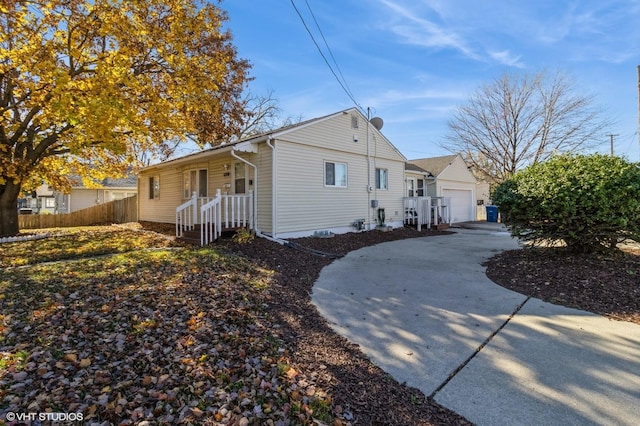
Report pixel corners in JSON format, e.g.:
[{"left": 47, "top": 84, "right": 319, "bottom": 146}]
[{"left": 492, "top": 154, "right": 640, "bottom": 252}]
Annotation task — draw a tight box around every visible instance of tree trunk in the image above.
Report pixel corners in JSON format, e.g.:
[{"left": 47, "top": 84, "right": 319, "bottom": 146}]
[{"left": 0, "top": 182, "right": 21, "bottom": 237}]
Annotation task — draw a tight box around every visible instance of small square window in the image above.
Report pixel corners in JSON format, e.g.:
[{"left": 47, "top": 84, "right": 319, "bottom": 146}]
[
  {"left": 325, "top": 161, "right": 347, "bottom": 187},
  {"left": 375, "top": 168, "right": 388, "bottom": 190}
]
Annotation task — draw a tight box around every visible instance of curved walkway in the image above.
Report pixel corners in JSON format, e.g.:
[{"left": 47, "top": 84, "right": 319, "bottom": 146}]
[{"left": 311, "top": 227, "right": 640, "bottom": 426}]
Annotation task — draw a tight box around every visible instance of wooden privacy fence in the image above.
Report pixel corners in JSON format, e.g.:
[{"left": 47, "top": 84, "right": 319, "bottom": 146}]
[{"left": 19, "top": 195, "right": 138, "bottom": 229}]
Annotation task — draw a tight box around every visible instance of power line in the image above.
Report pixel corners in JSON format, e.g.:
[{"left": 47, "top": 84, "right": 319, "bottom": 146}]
[
  {"left": 289, "top": 0, "right": 364, "bottom": 112},
  {"left": 302, "top": 0, "right": 357, "bottom": 103}
]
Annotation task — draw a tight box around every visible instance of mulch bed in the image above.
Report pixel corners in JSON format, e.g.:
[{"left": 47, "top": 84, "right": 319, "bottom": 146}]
[{"left": 484, "top": 245, "right": 640, "bottom": 325}]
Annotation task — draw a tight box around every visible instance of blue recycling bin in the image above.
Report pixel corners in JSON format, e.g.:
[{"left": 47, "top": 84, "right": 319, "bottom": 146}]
[{"left": 486, "top": 205, "right": 498, "bottom": 222}]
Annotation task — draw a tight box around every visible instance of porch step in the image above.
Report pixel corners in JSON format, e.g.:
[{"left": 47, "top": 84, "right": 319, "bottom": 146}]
[
  {"left": 433, "top": 223, "right": 450, "bottom": 230},
  {"left": 177, "top": 226, "right": 240, "bottom": 245}
]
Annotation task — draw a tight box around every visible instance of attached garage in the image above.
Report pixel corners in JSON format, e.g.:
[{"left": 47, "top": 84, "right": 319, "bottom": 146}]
[
  {"left": 442, "top": 188, "right": 473, "bottom": 223},
  {"left": 406, "top": 154, "right": 479, "bottom": 223}
]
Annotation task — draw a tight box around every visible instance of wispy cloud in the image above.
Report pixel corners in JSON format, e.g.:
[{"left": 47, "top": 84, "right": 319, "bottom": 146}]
[
  {"left": 377, "top": 0, "right": 533, "bottom": 68},
  {"left": 359, "top": 85, "right": 468, "bottom": 113},
  {"left": 378, "top": 0, "right": 480, "bottom": 60},
  {"left": 531, "top": 1, "right": 640, "bottom": 64},
  {"left": 488, "top": 50, "right": 525, "bottom": 68}
]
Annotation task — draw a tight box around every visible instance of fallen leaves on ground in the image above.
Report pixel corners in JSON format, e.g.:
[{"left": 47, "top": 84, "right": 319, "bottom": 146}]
[
  {"left": 0, "top": 224, "right": 182, "bottom": 268},
  {"left": 0, "top": 228, "right": 335, "bottom": 425}
]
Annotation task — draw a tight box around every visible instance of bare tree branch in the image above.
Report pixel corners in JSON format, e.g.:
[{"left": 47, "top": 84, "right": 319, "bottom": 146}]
[{"left": 442, "top": 70, "right": 611, "bottom": 184}]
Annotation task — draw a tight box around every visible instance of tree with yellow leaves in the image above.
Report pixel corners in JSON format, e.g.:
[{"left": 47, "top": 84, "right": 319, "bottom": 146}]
[{"left": 0, "top": 0, "right": 251, "bottom": 236}]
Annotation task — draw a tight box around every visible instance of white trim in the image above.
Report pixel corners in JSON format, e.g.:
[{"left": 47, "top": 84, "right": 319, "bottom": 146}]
[
  {"left": 375, "top": 167, "right": 388, "bottom": 190},
  {"left": 231, "top": 149, "right": 258, "bottom": 232},
  {"left": 324, "top": 160, "right": 348, "bottom": 188},
  {"left": 182, "top": 168, "right": 208, "bottom": 199}
]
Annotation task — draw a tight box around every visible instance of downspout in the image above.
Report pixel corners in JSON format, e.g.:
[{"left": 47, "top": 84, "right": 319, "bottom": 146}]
[
  {"left": 366, "top": 108, "right": 372, "bottom": 230},
  {"left": 231, "top": 148, "right": 258, "bottom": 234}
]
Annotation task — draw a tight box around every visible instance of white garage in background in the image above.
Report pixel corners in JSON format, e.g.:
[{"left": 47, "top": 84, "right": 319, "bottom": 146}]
[
  {"left": 442, "top": 188, "right": 474, "bottom": 223},
  {"left": 406, "top": 154, "right": 478, "bottom": 223}
]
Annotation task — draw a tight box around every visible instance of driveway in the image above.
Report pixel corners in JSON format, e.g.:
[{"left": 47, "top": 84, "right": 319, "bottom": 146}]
[{"left": 311, "top": 227, "right": 640, "bottom": 426}]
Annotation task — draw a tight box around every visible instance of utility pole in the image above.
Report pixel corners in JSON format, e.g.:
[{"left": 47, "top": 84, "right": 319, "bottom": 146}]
[
  {"left": 606, "top": 134, "right": 619, "bottom": 156},
  {"left": 637, "top": 65, "right": 639, "bottom": 160}
]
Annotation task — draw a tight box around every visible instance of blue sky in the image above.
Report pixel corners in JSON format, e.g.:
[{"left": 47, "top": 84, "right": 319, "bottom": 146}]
[{"left": 220, "top": 0, "right": 640, "bottom": 161}]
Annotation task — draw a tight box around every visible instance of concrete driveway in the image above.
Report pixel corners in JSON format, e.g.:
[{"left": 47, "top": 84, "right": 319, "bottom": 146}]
[{"left": 311, "top": 227, "right": 640, "bottom": 426}]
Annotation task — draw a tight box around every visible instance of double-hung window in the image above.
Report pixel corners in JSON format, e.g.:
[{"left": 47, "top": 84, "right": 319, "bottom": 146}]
[
  {"left": 183, "top": 169, "right": 208, "bottom": 198},
  {"left": 325, "top": 161, "right": 347, "bottom": 187},
  {"left": 375, "top": 168, "right": 388, "bottom": 190}
]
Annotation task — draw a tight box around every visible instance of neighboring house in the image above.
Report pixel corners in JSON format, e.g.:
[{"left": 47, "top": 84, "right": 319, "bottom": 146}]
[
  {"left": 54, "top": 176, "right": 138, "bottom": 214},
  {"left": 406, "top": 154, "right": 479, "bottom": 223},
  {"left": 18, "top": 184, "right": 56, "bottom": 214},
  {"left": 137, "top": 108, "right": 407, "bottom": 241}
]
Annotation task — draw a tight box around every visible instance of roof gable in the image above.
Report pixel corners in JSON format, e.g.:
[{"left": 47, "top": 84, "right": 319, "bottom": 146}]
[
  {"left": 408, "top": 155, "right": 459, "bottom": 177},
  {"left": 142, "top": 107, "right": 406, "bottom": 170}
]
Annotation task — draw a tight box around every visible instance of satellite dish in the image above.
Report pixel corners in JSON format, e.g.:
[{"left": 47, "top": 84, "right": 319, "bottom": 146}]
[{"left": 369, "top": 116, "right": 384, "bottom": 130}]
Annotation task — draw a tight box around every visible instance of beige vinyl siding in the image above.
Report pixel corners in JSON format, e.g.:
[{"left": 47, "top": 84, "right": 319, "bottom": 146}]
[
  {"left": 275, "top": 141, "right": 368, "bottom": 233},
  {"left": 138, "top": 166, "right": 184, "bottom": 224},
  {"left": 283, "top": 112, "right": 405, "bottom": 162},
  {"left": 270, "top": 112, "right": 405, "bottom": 234},
  {"left": 439, "top": 156, "right": 477, "bottom": 183},
  {"left": 274, "top": 141, "right": 404, "bottom": 234},
  {"left": 138, "top": 154, "right": 238, "bottom": 224},
  {"left": 369, "top": 157, "right": 404, "bottom": 223},
  {"left": 255, "top": 143, "right": 273, "bottom": 234}
]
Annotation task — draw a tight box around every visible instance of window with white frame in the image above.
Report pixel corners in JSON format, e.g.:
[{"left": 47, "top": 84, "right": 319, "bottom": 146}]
[
  {"left": 149, "top": 176, "right": 160, "bottom": 199},
  {"left": 183, "top": 169, "right": 208, "bottom": 198},
  {"left": 325, "top": 161, "right": 347, "bottom": 187},
  {"left": 234, "top": 162, "right": 246, "bottom": 194},
  {"left": 375, "top": 168, "right": 388, "bottom": 190}
]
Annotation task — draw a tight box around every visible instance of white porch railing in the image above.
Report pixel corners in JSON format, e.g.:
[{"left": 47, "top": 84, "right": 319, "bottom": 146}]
[
  {"left": 176, "top": 190, "right": 254, "bottom": 245},
  {"left": 403, "top": 196, "right": 451, "bottom": 231}
]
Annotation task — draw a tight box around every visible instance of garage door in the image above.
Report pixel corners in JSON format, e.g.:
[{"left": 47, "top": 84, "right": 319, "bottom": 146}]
[{"left": 442, "top": 189, "right": 473, "bottom": 223}]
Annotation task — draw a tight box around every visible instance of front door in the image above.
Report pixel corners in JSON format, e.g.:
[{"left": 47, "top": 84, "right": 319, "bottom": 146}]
[{"left": 407, "top": 177, "right": 416, "bottom": 197}]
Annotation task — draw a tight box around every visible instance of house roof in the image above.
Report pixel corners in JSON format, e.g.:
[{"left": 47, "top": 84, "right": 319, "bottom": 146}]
[
  {"left": 100, "top": 176, "right": 138, "bottom": 188},
  {"left": 407, "top": 154, "right": 460, "bottom": 177},
  {"left": 141, "top": 107, "right": 405, "bottom": 171},
  {"left": 69, "top": 174, "right": 138, "bottom": 189},
  {"left": 405, "top": 162, "right": 433, "bottom": 176}
]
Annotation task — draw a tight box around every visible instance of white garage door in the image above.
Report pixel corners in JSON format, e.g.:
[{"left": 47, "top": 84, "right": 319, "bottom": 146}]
[{"left": 442, "top": 189, "right": 473, "bottom": 223}]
